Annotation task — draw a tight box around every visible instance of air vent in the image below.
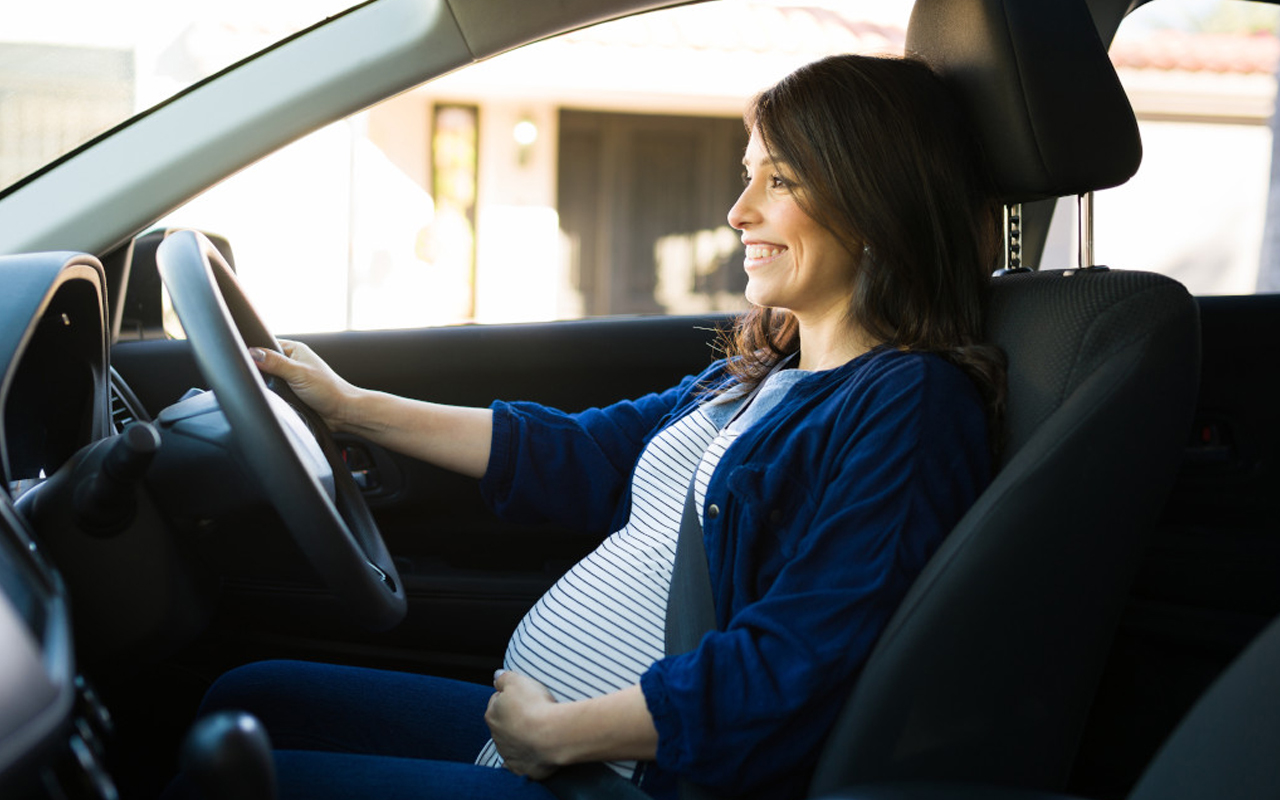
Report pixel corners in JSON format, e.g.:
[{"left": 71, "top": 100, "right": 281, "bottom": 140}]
[
  {"left": 110, "top": 384, "right": 136, "bottom": 432},
  {"left": 108, "top": 368, "right": 149, "bottom": 434}
]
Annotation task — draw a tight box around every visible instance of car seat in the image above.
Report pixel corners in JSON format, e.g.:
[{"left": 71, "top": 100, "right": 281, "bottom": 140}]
[
  {"left": 813, "top": 587, "right": 1280, "bottom": 798},
  {"left": 804, "top": 0, "right": 1200, "bottom": 795}
]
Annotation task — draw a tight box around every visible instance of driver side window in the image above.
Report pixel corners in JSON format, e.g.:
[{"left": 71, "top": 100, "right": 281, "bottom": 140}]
[{"left": 158, "top": 0, "right": 911, "bottom": 334}]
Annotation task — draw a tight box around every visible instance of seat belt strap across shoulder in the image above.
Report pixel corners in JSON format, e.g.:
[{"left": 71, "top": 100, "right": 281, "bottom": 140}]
[{"left": 664, "top": 473, "right": 718, "bottom": 657}]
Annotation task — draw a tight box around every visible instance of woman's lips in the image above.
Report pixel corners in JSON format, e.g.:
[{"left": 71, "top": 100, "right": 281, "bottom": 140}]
[{"left": 744, "top": 243, "right": 786, "bottom": 268}]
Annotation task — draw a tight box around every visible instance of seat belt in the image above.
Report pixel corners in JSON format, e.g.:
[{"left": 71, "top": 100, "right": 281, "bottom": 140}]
[
  {"left": 664, "top": 475, "right": 719, "bottom": 657},
  {"left": 548, "top": 376, "right": 771, "bottom": 800},
  {"left": 535, "top": 473, "right": 721, "bottom": 798},
  {"left": 663, "top": 476, "right": 723, "bottom": 800},
  {"left": 660, "top": 372, "right": 777, "bottom": 800},
  {"left": 542, "top": 476, "right": 719, "bottom": 800},
  {"left": 667, "top": 370, "right": 773, "bottom": 658},
  {"left": 665, "top": 404, "right": 752, "bottom": 798},
  {"left": 537, "top": 473, "right": 721, "bottom": 798}
]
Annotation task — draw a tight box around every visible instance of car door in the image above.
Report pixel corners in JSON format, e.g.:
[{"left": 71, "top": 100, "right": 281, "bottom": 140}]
[{"left": 110, "top": 276, "right": 731, "bottom": 684}]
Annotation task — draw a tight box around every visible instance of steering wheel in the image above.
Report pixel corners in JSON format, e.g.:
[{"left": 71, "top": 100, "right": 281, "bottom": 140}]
[{"left": 156, "top": 229, "right": 406, "bottom": 631}]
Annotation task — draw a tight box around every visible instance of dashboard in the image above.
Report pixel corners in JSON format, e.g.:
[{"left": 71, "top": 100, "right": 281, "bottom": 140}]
[
  {"left": 0, "top": 253, "right": 117, "bottom": 797},
  {"left": 0, "top": 242, "right": 298, "bottom": 798},
  {"left": 4, "top": 279, "right": 105, "bottom": 499},
  {"left": 0, "top": 498, "right": 77, "bottom": 797},
  {"left": 0, "top": 232, "right": 385, "bottom": 797}
]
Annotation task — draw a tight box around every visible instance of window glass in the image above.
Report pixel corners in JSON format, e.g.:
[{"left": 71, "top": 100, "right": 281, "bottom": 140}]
[
  {"left": 158, "top": 0, "right": 915, "bottom": 333},
  {"left": 1061, "top": 0, "right": 1280, "bottom": 294},
  {"left": 0, "top": 0, "right": 359, "bottom": 194}
]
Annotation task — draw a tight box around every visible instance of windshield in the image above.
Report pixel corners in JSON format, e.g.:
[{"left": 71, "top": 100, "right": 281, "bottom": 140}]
[{"left": 0, "top": 0, "right": 362, "bottom": 192}]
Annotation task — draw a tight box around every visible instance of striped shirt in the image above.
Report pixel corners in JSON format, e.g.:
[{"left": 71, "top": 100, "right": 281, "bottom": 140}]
[{"left": 477, "top": 366, "right": 810, "bottom": 777}]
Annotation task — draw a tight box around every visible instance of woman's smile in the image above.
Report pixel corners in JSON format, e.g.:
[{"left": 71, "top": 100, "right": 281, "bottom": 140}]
[{"left": 743, "top": 242, "right": 787, "bottom": 269}]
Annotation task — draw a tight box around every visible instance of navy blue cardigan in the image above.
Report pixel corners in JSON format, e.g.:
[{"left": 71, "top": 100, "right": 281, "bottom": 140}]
[{"left": 480, "top": 347, "right": 990, "bottom": 799}]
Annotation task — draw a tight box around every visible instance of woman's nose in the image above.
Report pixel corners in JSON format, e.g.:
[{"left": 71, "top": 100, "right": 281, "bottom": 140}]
[{"left": 728, "top": 186, "right": 757, "bottom": 231}]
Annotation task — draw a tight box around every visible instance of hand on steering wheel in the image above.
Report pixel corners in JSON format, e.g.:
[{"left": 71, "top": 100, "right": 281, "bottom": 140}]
[
  {"left": 249, "top": 340, "right": 356, "bottom": 432},
  {"left": 156, "top": 229, "right": 406, "bottom": 631}
]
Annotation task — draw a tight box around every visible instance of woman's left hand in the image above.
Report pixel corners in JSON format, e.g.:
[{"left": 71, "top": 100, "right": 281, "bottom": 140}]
[{"left": 486, "top": 670, "right": 562, "bottom": 779}]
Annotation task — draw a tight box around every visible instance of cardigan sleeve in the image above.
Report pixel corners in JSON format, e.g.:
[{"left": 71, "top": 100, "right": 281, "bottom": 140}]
[
  {"left": 639, "top": 356, "right": 990, "bottom": 796},
  {"left": 479, "top": 365, "right": 723, "bottom": 535}
]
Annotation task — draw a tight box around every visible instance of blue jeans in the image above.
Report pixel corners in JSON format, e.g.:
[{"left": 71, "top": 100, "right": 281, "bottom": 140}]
[{"left": 184, "top": 660, "right": 556, "bottom": 800}]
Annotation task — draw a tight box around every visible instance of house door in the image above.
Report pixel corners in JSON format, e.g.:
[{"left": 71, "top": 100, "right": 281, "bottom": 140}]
[{"left": 558, "top": 110, "right": 749, "bottom": 317}]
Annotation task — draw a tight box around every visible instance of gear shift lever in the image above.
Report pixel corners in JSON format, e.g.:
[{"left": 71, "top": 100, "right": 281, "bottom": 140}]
[{"left": 180, "top": 711, "right": 277, "bottom": 800}]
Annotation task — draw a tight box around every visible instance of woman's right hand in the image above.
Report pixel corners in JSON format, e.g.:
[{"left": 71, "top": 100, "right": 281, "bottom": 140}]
[
  {"left": 252, "top": 340, "right": 493, "bottom": 478},
  {"left": 250, "top": 340, "right": 359, "bottom": 432}
]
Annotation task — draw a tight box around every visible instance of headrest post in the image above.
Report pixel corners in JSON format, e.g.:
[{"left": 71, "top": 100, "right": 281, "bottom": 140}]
[
  {"left": 999, "top": 203, "right": 1027, "bottom": 274},
  {"left": 1077, "top": 192, "right": 1095, "bottom": 268}
]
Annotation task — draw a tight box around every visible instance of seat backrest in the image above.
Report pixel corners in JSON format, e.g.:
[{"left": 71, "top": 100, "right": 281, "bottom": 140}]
[
  {"left": 809, "top": 0, "right": 1201, "bottom": 794},
  {"left": 1125, "top": 606, "right": 1280, "bottom": 800}
]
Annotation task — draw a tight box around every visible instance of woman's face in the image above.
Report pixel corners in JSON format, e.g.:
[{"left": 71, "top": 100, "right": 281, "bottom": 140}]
[{"left": 728, "top": 128, "right": 859, "bottom": 324}]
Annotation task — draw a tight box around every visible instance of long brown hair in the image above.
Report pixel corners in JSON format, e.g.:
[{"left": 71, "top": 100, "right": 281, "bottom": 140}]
[{"left": 723, "top": 54, "right": 1006, "bottom": 449}]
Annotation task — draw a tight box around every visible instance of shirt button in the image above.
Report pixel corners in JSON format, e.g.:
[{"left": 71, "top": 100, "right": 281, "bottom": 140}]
[{"left": 707, "top": 504, "right": 720, "bottom": 519}]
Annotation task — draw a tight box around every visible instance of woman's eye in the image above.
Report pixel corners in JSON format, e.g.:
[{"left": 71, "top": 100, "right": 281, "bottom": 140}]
[{"left": 741, "top": 170, "right": 793, "bottom": 190}]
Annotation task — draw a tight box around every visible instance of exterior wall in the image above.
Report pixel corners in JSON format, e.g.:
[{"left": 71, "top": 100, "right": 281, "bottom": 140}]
[
  {"left": 359, "top": 93, "right": 569, "bottom": 325},
  {"left": 471, "top": 102, "right": 569, "bottom": 323}
]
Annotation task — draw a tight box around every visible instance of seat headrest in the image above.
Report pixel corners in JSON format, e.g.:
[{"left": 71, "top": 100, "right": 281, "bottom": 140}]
[{"left": 905, "top": 0, "right": 1142, "bottom": 204}]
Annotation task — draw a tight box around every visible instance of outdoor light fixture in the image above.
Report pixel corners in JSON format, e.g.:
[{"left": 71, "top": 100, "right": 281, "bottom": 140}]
[{"left": 513, "top": 118, "right": 538, "bottom": 165}]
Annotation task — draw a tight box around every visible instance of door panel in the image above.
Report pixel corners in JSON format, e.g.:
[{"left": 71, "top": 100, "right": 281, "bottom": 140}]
[{"left": 111, "top": 314, "right": 729, "bottom": 679}]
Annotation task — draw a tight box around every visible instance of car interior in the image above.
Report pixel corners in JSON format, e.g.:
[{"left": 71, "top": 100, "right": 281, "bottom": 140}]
[{"left": 0, "top": 0, "right": 1278, "bottom": 798}]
